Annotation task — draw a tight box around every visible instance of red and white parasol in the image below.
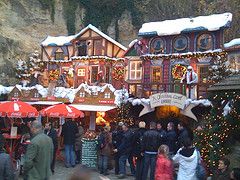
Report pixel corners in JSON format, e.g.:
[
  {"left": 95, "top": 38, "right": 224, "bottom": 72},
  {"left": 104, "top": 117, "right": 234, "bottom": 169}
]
[
  {"left": 0, "top": 101, "right": 39, "bottom": 118},
  {"left": 40, "top": 104, "right": 84, "bottom": 119}
]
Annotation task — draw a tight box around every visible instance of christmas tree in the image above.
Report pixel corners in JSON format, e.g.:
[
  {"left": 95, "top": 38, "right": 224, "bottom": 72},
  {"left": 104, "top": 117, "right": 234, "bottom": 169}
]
[
  {"left": 15, "top": 51, "right": 46, "bottom": 86},
  {"left": 194, "top": 53, "right": 240, "bottom": 172}
]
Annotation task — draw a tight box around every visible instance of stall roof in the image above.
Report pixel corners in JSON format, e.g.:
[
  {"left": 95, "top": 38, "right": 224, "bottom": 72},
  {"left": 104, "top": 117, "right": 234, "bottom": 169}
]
[{"left": 70, "top": 104, "right": 116, "bottom": 112}]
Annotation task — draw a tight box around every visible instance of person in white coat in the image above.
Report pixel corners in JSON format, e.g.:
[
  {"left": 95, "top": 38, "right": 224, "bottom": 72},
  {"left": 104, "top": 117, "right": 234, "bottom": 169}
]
[
  {"left": 172, "top": 138, "right": 198, "bottom": 180},
  {"left": 181, "top": 65, "right": 198, "bottom": 99}
]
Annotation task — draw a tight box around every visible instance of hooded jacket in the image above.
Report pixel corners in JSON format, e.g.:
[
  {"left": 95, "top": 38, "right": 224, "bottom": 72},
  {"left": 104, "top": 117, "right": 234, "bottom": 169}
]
[{"left": 173, "top": 147, "right": 198, "bottom": 180}]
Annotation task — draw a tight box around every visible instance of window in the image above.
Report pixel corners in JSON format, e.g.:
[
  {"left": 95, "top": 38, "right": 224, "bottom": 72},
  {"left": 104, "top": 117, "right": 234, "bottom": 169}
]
[
  {"left": 104, "top": 93, "right": 111, "bottom": 98},
  {"left": 77, "top": 69, "right": 86, "bottom": 76},
  {"left": 130, "top": 61, "right": 142, "bottom": 80},
  {"left": 55, "top": 52, "right": 64, "bottom": 60},
  {"left": 152, "top": 67, "right": 162, "bottom": 82},
  {"left": 197, "top": 34, "right": 213, "bottom": 52},
  {"left": 198, "top": 66, "right": 209, "bottom": 82},
  {"left": 34, "top": 93, "right": 39, "bottom": 98},
  {"left": 79, "top": 92, "right": 85, "bottom": 97},
  {"left": 77, "top": 41, "right": 87, "bottom": 56},
  {"left": 173, "top": 35, "right": 188, "bottom": 53},
  {"left": 14, "top": 92, "right": 19, "bottom": 97},
  {"left": 150, "top": 38, "right": 165, "bottom": 54}
]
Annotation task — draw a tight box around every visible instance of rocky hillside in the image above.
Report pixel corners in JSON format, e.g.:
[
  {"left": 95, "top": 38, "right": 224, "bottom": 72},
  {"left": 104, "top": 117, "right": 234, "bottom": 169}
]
[{"left": 0, "top": 0, "right": 239, "bottom": 85}]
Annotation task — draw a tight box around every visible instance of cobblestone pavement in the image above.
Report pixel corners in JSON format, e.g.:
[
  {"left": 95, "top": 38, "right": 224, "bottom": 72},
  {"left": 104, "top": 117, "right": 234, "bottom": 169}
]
[{"left": 19, "top": 160, "right": 135, "bottom": 180}]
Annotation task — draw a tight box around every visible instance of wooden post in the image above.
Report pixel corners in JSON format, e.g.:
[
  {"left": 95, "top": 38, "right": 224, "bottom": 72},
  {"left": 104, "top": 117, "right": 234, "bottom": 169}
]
[{"left": 89, "top": 111, "right": 96, "bottom": 131}]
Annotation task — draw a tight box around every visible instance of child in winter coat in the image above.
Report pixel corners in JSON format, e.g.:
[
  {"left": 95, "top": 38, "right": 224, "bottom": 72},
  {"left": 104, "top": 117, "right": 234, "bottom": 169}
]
[{"left": 155, "top": 144, "right": 174, "bottom": 180}]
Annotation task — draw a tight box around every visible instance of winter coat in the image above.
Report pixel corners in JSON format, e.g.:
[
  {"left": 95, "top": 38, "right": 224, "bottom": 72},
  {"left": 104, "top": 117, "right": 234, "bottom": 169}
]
[
  {"left": 0, "top": 150, "right": 15, "bottom": 180},
  {"left": 75, "top": 126, "right": 84, "bottom": 151},
  {"left": 178, "top": 128, "right": 189, "bottom": 148},
  {"left": 99, "top": 131, "right": 112, "bottom": 156},
  {"left": 142, "top": 129, "right": 162, "bottom": 153},
  {"left": 132, "top": 128, "right": 147, "bottom": 157},
  {"left": 23, "top": 132, "right": 53, "bottom": 180},
  {"left": 117, "top": 130, "right": 133, "bottom": 155},
  {"left": 172, "top": 147, "right": 198, "bottom": 180},
  {"left": 112, "top": 130, "right": 123, "bottom": 149},
  {"left": 62, "top": 120, "right": 78, "bottom": 145},
  {"left": 155, "top": 154, "right": 174, "bottom": 180},
  {"left": 166, "top": 130, "right": 177, "bottom": 154},
  {"left": 212, "top": 169, "right": 231, "bottom": 180},
  {"left": 157, "top": 129, "right": 167, "bottom": 144},
  {"left": 44, "top": 128, "right": 58, "bottom": 150}
]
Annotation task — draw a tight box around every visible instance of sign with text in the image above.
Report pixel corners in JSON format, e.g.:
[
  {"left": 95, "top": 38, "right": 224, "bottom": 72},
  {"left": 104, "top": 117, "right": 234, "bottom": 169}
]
[
  {"left": 150, "top": 93, "right": 187, "bottom": 109},
  {"left": 81, "top": 139, "right": 98, "bottom": 168}
]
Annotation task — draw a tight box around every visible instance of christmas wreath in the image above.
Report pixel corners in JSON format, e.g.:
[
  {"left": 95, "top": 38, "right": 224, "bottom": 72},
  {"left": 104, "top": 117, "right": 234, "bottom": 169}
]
[
  {"left": 172, "top": 64, "right": 187, "bottom": 80},
  {"left": 49, "top": 69, "right": 60, "bottom": 81},
  {"left": 112, "top": 66, "right": 124, "bottom": 80}
]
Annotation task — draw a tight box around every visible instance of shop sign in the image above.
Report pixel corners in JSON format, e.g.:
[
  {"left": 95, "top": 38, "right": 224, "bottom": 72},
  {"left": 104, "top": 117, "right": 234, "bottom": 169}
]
[{"left": 150, "top": 92, "right": 186, "bottom": 109}]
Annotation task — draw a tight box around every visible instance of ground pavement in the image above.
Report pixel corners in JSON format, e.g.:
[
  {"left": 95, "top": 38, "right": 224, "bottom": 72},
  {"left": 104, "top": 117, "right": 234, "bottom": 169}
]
[{"left": 18, "top": 160, "right": 135, "bottom": 180}]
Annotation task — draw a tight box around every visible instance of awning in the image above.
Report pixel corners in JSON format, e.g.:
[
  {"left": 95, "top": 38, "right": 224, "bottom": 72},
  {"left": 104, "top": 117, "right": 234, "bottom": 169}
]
[
  {"left": 70, "top": 104, "right": 116, "bottom": 112},
  {"left": 26, "top": 101, "right": 63, "bottom": 105}
]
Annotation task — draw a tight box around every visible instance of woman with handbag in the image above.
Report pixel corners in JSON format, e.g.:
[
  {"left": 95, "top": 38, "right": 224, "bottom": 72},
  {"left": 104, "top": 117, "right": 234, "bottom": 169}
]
[{"left": 172, "top": 138, "right": 198, "bottom": 180}]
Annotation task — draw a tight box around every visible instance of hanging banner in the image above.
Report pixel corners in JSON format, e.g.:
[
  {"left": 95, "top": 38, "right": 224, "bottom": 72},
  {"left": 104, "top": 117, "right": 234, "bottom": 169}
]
[{"left": 150, "top": 93, "right": 187, "bottom": 109}]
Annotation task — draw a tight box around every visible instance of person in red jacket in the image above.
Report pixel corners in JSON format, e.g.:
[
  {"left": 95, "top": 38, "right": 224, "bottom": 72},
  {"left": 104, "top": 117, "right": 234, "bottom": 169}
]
[{"left": 155, "top": 144, "right": 174, "bottom": 180}]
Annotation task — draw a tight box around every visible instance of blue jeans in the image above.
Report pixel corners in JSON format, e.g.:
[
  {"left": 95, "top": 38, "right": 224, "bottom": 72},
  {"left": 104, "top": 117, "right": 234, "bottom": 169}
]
[
  {"left": 142, "top": 153, "right": 157, "bottom": 180},
  {"left": 119, "top": 154, "right": 129, "bottom": 175},
  {"left": 98, "top": 155, "right": 108, "bottom": 174},
  {"left": 65, "top": 144, "right": 75, "bottom": 167}
]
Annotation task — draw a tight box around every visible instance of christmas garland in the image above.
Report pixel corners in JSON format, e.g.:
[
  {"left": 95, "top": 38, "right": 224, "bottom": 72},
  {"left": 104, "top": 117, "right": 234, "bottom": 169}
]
[
  {"left": 49, "top": 69, "right": 60, "bottom": 81},
  {"left": 172, "top": 64, "right": 187, "bottom": 80},
  {"left": 112, "top": 66, "right": 124, "bottom": 80}
]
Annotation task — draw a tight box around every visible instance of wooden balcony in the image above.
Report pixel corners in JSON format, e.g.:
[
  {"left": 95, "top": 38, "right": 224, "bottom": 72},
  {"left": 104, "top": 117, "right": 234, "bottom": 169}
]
[{"left": 127, "top": 82, "right": 212, "bottom": 99}]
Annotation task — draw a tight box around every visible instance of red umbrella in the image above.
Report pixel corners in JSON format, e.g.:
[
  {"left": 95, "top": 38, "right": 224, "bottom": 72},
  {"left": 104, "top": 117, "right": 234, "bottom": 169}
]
[
  {"left": 40, "top": 104, "right": 84, "bottom": 119},
  {"left": 0, "top": 101, "right": 39, "bottom": 118}
]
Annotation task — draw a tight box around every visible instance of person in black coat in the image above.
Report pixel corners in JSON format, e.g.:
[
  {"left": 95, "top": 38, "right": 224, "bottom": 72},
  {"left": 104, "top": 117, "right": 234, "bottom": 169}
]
[
  {"left": 166, "top": 122, "right": 177, "bottom": 156},
  {"left": 132, "top": 121, "right": 147, "bottom": 180},
  {"left": 112, "top": 123, "right": 124, "bottom": 175},
  {"left": 177, "top": 122, "right": 190, "bottom": 148},
  {"left": 156, "top": 122, "right": 167, "bottom": 143},
  {"left": 113, "top": 123, "right": 133, "bottom": 179},
  {"left": 61, "top": 119, "right": 78, "bottom": 168},
  {"left": 44, "top": 122, "right": 58, "bottom": 173},
  {"left": 141, "top": 121, "right": 162, "bottom": 180}
]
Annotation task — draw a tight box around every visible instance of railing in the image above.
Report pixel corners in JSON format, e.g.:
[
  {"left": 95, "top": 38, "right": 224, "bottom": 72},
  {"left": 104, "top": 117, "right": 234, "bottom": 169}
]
[{"left": 127, "top": 82, "right": 212, "bottom": 99}]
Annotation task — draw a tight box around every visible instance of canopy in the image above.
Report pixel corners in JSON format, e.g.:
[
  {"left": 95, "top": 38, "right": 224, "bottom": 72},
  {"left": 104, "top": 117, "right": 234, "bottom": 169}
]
[
  {"left": 40, "top": 104, "right": 84, "bottom": 118},
  {"left": 0, "top": 101, "right": 39, "bottom": 118},
  {"left": 70, "top": 104, "right": 116, "bottom": 112}
]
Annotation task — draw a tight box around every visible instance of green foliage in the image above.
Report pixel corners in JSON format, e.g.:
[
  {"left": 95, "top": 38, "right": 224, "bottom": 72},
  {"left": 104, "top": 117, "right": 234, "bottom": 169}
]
[
  {"left": 78, "top": 0, "right": 143, "bottom": 40},
  {"left": 63, "top": 0, "right": 78, "bottom": 35},
  {"left": 194, "top": 91, "right": 240, "bottom": 172},
  {"left": 38, "top": 0, "right": 55, "bottom": 22}
]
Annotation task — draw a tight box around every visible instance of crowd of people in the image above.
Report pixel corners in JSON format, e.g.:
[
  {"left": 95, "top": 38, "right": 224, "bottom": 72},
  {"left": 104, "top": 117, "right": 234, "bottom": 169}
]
[
  {"left": 0, "top": 118, "right": 240, "bottom": 180},
  {"left": 97, "top": 121, "right": 240, "bottom": 180}
]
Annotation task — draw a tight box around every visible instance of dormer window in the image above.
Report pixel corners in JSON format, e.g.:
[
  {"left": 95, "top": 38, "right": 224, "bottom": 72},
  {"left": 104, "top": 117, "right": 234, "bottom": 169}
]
[
  {"left": 104, "top": 93, "right": 111, "bottom": 99},
  {"left": 55, "top": 52, "right": 64, "bottom": 60},
  {"left": 79, "top": 92, "right": 85, "bottom": 97},
  {"left": 92, "top": 91, "right": 98, "bottom": 96},
  {"left": 34, "top": 92, "right": 40, "bottom": 98},
  {"left": 77, "top": 41, "right": 87, "bottom": 56},
  {"left": 14, "top": 92, "right": 19, "bottom": 97}
]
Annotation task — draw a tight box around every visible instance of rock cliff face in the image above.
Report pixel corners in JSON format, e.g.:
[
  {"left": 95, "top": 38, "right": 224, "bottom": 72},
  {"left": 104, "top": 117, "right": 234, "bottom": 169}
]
[{"left": 0, "top": 0, "right": 137, "bottom": 84}]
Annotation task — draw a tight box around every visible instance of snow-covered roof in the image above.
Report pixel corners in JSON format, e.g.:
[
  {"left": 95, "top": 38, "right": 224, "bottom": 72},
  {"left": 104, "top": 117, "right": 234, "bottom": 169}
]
[
  {"left": 224, "top": 38, "right": 240, "bottom": 48},
  {"left": 139, "top": 12, "right": 232, "bottom": 37},
  {"left": 41, "top": 35, "right": 75, "bottom": 46},
  {"left": 75, "top": 24, "right": 127, "bottom": 51},
  {"left": 40, "top": 24, "right": 127, "bottom": 50}
]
